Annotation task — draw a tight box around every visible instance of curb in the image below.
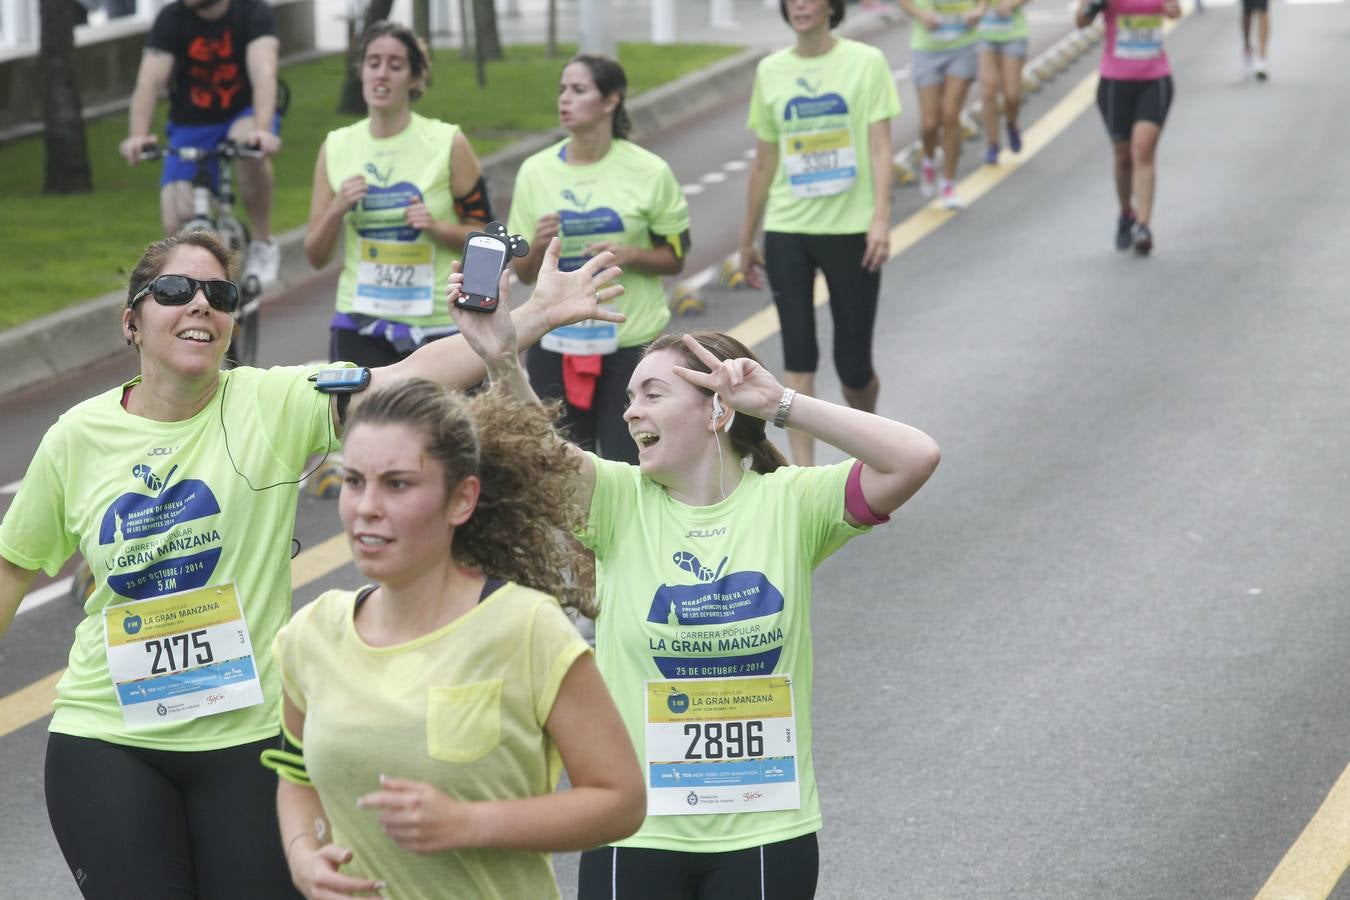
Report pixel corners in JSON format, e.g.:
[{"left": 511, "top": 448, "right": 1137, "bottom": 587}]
[
  {"left": 668, "top": 21, "right": 1105, "bottom": 312},
  {"left": 0, "top": 8, "right": 902, "bottom": 398}
]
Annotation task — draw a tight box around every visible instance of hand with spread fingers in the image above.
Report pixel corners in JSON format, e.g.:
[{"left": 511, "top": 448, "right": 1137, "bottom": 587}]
[
  {"left": 288, "top": 840, "right": 386, "bottom": 899},
  {"left": 527, "top": 237, "right": 627, "bottom": 332}
]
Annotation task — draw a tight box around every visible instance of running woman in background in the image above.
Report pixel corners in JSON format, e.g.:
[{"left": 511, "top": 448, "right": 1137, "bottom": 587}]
[
  {"left": 305, "top": 21, "right": 492, "bottom": 369},
  {"left": 738, "top": 0, "right": 900, "bottom": 467},
  {"left": 1240, "top": 0, "right": 1270, "bottom": 80},
  {"left": 509, "top": 54, "right": 691, "bottom": 464},
  {"left": 1079, "top": 0, "right": 1181, "bottom": 256},
  {"left": 448, "top": 265, "right": 941, "bottom": 900},
  {"left": 899, "top": 0, "right": 987, "bottom": 207},
  {"left": 270, "top": 378, "right": 643, "bottom": 899},
  {"left": 0, "top": 231, "right": 621, "bottom": 899},
  {"left": 977, "top": 0, "right": 1031, "bottom": 165},
  {"left": 119, "top": 0, "right": 283, "bottom": 288}
]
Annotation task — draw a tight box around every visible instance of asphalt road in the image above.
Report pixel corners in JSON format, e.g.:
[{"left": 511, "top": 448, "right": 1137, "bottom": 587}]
[{"left": 5, "top": 3, "right": 1350, "bottom": 897}]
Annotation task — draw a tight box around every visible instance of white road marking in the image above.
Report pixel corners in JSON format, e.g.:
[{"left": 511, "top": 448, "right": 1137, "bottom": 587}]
[
  {"left": 17, "top": 577, "right": 74, "bottom": 617},
  {"left": 681, "top": 183, "right": 706, "bottom": 195},
  {"left": 1, "top": 480, "right": 20, "bottom": 495},
  {"left": 723, "top": 159, "right": 748, "bottom": 172},
  {"left": 700, "top": 171, "right": 729, "bottom": 184}
]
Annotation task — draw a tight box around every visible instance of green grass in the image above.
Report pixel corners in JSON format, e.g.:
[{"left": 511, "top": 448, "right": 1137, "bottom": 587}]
[{"left": 0, "top": 41, "right": 740, "bottom": 328}]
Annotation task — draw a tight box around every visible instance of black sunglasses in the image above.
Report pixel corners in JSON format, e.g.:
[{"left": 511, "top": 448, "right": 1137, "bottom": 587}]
[{"left": 130, "top": 274, "right": 240, "bottom": 314}]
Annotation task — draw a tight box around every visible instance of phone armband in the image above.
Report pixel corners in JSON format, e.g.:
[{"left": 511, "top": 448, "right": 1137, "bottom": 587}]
[{"left": 309, "top": 367, "right": 372, "bottom": 394}]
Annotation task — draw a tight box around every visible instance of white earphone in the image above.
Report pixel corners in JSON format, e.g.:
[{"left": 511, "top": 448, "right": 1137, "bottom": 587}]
[{"left": 711, "top": 395, "right": 734, "bottom": 432}]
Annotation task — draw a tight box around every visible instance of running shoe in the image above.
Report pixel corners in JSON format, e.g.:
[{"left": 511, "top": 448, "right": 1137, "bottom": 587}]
[
  {"left": 940, "top": 181, "right": 964, "bottom": 210},
  {"left": 984, "top": 143, "right": 1000, "bottom": 165},
  {"left": 1255, "top": 57, "right": 1268, "bottom": 81},
  {"left": 1115, "top": 209, "right": 1136, "bottom": 251},
  {"left": 1007, "top": 123, "right": 1023, "bottom": 154},
  {"left": 920, "top": 156, "right": 938, "bottom": 197},
  {"left": 1131, "top": 222, "right": 1153, "bottom": 256},
  {"left": 245, "top": 238, "right": 281, "bottom": 291}
]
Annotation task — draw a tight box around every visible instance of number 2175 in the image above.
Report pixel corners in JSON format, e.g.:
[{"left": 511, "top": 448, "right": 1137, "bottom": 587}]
[{"left": 145, "top": 629, "right": 213, "bottom": 675}]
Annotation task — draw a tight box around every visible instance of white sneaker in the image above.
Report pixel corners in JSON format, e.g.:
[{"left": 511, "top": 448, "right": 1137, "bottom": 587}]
[
  {"left": 940, "top": 180, "right": 964, "bottom": 210},
  {"left": 1254, "top": 57, "right": 1268, "bottom": 81},
  {"left": 920, "top": 157, "right": 938, "bottom": 198},
  {"left": 245, "top": 238, "right": 281, "bottom": 292}
]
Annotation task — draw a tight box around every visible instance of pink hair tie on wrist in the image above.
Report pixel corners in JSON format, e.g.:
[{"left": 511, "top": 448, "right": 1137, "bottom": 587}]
[{"left": 845, "top": 459, "right": 891, "bottom": 526}]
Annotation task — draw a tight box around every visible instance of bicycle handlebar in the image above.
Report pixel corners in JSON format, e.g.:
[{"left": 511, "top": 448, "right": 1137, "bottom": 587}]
[{"left": 138, "top": 140, "right": 267, "bottom": 163}]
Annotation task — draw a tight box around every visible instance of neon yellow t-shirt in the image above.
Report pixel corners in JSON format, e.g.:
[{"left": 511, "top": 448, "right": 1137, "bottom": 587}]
[
  {"left": 0, "top": 365, "right": 339, "bottom": 751},
  {"left": 508, "top": 138, "right": 690, "bottom": 348},
  {"left": 578, "top": 456, "right": 869, "bottom": 852},
  {"left": 747, "top": 38, "right": 901, "bottom": 235},
  {"left": 910, "top": 0, "right": 982, "bottom": 50},
  {"left": 274, "top": 583, "right": 591, "bottom": 900},
  {"left": 327, "top": 113, "right": 463, "bottom": 327}
]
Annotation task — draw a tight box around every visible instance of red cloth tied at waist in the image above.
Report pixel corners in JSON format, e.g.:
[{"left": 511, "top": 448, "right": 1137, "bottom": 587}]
[{"left": 562, "top": 354, "right": 604, "bottom": 410}]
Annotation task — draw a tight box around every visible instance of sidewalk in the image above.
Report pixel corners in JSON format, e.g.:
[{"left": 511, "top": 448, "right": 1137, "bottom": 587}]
[{"left": 0, "top": 0, "right": 902, "bottom": 398}]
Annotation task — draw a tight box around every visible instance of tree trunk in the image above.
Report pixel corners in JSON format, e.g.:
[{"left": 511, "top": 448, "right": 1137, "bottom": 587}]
[
  {"left": 471, "top": 0, "right": 503, "bottom": 61},
  {"left": 40, "top": 0, "right": 93, "bottom": 194},
  {"left": 337, "top": 0, "right": 397, "bottom": 115},
  {"left": 413, "top": 0, "right": 431, "bottom": 44},
  {"left": 547, "top": 0, "right": 558, "bottom": 58}
]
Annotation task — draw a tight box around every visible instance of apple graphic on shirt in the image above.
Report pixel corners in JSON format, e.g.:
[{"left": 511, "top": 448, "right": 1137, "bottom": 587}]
[
  {"left": 98, "top": 464, "right": 223, "bottom": 600},
  {"left": 122, "top": 613, "right": 143, "bottom": 635},
  {"left": 784, "top": 91, "right": 849, "bottom": 122},
  {"left": 646, "top": 569, "right": 784, "bottom": 626},
  {"left": 559, "top": 207, "right": 625, "bottom": 272},
  {"left": 355, "top": 178, "right": 424, "bottom": 242}
]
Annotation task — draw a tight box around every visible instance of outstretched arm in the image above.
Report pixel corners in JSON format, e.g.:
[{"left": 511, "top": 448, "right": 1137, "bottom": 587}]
[
  {"left": 357, "top": 238, "right": 624, "bottom": 409},
  {"left": 445, "top": 250, "right": 626, "bottom": 525},
  {"left": 673, "top": 335, "right": 940, "bottom": 522}
]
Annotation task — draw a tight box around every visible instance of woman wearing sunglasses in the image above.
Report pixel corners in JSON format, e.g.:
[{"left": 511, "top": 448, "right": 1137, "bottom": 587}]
[{"left": 0, "top": 229, "right": 623, "bottom": 898}]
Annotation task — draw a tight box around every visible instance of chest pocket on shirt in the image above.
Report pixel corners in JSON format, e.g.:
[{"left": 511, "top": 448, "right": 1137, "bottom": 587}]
[{"left": 427, "top": 679, "right": 502, "bottom": 763}]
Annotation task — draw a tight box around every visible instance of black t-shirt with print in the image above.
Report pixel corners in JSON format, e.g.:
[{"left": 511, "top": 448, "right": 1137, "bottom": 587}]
[{"left": 147, "top": 0, "right": 277, "bottom": 125}]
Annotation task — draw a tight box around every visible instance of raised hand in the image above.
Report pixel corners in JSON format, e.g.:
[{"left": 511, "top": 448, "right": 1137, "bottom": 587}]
[
  {"left": 671, "top": 334, "right": 785, "bottom": 423},
  {"left": 447, "top": 263, "right": 518, "bottom": 366},
  {"left": 530, "top": 237, "right": 626, "bottom": 331}
]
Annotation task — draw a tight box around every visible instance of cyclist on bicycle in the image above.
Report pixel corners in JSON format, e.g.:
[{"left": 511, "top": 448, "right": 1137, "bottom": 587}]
[{"left": 119, "top": 0, "right": 283, "bottom": 290}]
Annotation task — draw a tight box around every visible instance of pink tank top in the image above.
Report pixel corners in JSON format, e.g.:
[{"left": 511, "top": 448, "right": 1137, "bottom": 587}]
[{"left": 1100, "top": 0, "right": 1172, "bottom": 81}]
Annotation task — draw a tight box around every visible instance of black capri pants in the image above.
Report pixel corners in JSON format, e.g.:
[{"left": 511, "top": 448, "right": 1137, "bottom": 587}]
[
  {"left": 764, "top": 231, "right": 881, "bottom": 390},
  {"left": 1096, "top": 76, "right": 1175, "bottom": 144},
  {"left": 578, "top": 831, "right": 819, "bottom": 900},
  {"left": 526, "top": 343, "right": 645, "bottom": 464},
  {"left": 45, "top": 732, "right": 298, "bottom": 899}
]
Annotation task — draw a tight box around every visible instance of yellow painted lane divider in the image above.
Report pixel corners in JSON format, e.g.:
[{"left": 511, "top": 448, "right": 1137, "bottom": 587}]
[{"left": 0, "top": 533, "right": 352, "bottom": 740}]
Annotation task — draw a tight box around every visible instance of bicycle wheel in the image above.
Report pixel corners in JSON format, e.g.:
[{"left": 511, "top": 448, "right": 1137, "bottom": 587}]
[{"left": 229, "top": 290, "right": 262, "bottom": 367}]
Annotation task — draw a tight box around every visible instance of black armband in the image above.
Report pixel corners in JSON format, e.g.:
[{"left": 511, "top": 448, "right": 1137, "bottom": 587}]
[
  {"left": 650, "top": 228, "right": 691, "bottom": 259},
  {"left": 260, "top": 722, "right": 312, "bottom": 787},
  {"left": 454, "top": 175, "right": 495, "bottom": 223}
]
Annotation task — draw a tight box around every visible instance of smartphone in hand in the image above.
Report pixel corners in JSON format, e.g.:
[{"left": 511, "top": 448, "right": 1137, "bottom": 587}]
[{"left": 455, "top": 233, "right": 509, "bottom": 313}]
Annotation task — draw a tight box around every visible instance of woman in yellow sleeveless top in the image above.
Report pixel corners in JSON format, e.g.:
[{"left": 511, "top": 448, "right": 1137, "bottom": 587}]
[{"left": 304, "top": 21, "right": 494, "bottom": 368}]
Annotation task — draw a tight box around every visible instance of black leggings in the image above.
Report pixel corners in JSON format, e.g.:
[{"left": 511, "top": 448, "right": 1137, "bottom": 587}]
[
  {"left": 1096, "top": 76, "right": 1174, "bottom": 144},
  {"left": 764, "top": 231, "right": 881, "bottom": 390},
  {"left": 526, "top": 343, "right": 644, "bottom": 464},
  {"left": 577, "top": 832, "right": 819, "bottom": 900},
  {"left": 45, "top": 732, "right": 298, "bottom": 900}
]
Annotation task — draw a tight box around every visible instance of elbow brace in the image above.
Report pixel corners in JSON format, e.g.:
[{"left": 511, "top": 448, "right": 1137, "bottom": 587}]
[
  {"left": 454, "top": 175, "right": 495, "bottom": 223},
  {"left": 259, "top": 721, "right": 312, "bottom": 786}
]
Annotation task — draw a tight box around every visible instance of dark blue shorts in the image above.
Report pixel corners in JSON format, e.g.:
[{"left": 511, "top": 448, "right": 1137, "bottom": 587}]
[{"left": 162, "top": 107, "right": 281, "bottom": 191}]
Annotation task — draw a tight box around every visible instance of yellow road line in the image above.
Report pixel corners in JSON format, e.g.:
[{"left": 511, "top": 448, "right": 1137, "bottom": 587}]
[
  {"left": 1256, "top": 767, "right": 1350, "bottom": 899},
  {"left": 0, "top": 534, "right": 353, "bottom": 740}
]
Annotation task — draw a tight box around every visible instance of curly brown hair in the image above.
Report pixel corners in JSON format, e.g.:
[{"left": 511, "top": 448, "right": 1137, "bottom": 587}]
[{"left": 345, "top": 378, "right": 596, "bottom": 617}]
